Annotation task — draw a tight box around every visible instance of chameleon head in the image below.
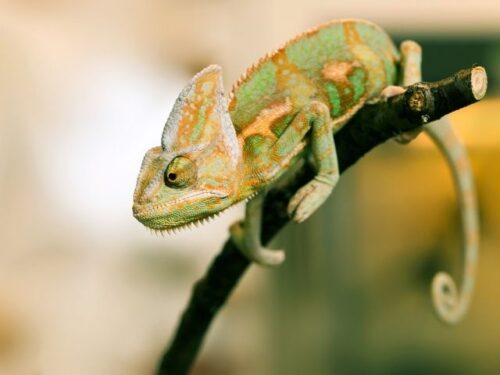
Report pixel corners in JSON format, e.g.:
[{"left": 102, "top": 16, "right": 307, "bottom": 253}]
[{"left": 132, "top": 65, "right": 242, "bottom": 231}]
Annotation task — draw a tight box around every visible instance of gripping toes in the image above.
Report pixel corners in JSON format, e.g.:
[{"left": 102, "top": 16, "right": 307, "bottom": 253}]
[{"left": 287, "top": 175, "right": 338, "bottom": 223}]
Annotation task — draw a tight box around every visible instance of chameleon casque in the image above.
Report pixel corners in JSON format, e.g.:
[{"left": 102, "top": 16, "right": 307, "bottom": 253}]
[{"left": 133, "top": 19, "right": 478, "bottom": 324}]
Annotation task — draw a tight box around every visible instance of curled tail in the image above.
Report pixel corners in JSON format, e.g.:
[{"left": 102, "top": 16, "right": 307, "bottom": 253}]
[
  {"left": 424, "top": 119, "right": 479, "bottom": 324},
  {"left": 398, "top": 40, "right": 479, "bottom": 324}
]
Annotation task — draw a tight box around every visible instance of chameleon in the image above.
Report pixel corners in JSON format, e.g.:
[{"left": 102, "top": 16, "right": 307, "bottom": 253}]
[{"left": 132, "top": 19, "right": 478, "bottom": 325}]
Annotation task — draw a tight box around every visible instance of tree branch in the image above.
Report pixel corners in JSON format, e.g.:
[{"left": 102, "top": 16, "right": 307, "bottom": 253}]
[{"left": 156, "top": 66, "right": 487, "bottom": 375}]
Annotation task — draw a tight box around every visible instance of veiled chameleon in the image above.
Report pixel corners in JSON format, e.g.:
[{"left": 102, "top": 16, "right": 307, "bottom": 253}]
[{"left": 132, "top": 19, "right": 478, "bottom": 324}]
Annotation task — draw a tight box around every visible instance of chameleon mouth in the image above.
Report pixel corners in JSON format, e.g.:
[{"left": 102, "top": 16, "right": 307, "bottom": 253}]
[
  {"left": 132, "top": 190, "right": 232, "bottom": 234},
  {"left": 139, "top": 192, "right": 258, "bottom": 235},
  {"left": 148, "top": 210, "right": 225, "bottom": 234},
  {"left": 134, "top": 203, "right": 233, "bottom": 235}
]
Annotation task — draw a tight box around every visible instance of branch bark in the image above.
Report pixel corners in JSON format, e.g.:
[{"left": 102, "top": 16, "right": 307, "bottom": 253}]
[{"left": 156, "top": 66, "right": 487, "bottom": 375}]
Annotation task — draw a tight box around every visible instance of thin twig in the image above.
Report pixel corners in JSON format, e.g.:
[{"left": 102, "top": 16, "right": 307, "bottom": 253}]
[{"left": 156, "top": 66, "right": 487, "bottom": 375}]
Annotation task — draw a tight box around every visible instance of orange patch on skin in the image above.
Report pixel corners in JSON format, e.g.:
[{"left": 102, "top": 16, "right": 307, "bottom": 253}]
[
  {"left": 272, "top": 51, "right": 327, "bottom": 108},
  {"left": 321, "top": 60, "right": 360, "bottom": 83},
  {"left": 272, "top": 50, "right": 301, "bottom": 83},
  {"left": 175, "top": 73, "right": 220, "bottom": 148},
  {"left": 237, "top": 98, "right": 293, "bottom": 147},
  {"left": 321, "top": 60, "right": 362, "bottom": 112},
  {"left": 343, "top": 22, "right": 362, "bottom": 45}
]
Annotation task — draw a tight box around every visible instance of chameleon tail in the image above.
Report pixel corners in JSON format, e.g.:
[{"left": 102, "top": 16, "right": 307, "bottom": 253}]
[
  {"left": 424, "top": 120, "right": 479, "bottom": 324},
  {"left": 399, "top": 40, "right": 479, "bottom": 324}
]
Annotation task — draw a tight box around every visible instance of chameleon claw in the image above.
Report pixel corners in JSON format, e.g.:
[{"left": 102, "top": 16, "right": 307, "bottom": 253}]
[
  {"left": 380, "top": 84, "right": 405, "bottom": 98},
  {"left": 230, "top": 220, "right": 285, "bottom": 267},
  {"left": 248, "top": 247, "right": 285, "bottom": 267}
]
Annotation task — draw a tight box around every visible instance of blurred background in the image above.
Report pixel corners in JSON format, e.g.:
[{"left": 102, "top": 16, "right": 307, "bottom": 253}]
[{"left": 0, "top": 0, "right": 499, "bottom": 374}]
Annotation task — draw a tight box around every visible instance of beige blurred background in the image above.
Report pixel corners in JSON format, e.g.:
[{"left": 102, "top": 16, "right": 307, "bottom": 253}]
[{"left": 0, "top": 1, "right": 499, "bottom": 374}]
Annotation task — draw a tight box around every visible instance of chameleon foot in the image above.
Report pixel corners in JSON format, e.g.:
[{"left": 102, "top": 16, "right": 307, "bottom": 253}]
[
  {"left": 287, "top": 175, "right": 337, "bottom": 223},
  {"left": 230, "top": 220, "right": 285, "bottom": 266},
  {"left": 380, "top": 84, "right": 405, "bottom": 98}
]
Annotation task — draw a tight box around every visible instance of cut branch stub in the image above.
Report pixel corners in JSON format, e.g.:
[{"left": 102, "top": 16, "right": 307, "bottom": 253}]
[
  {"left": 386, "top": 66, "right": 488, "bottom": 129},
  {"left": 426, "top": 66, "right": 487, "bottom": 121}
]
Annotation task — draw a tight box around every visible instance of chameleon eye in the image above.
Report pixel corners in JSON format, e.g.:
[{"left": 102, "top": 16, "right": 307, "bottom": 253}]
[{"left": 164, "top": 156, "right": 197, "bottom": 188}]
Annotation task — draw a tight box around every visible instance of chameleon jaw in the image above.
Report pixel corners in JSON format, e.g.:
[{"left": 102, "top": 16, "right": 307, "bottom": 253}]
[
  {"left": 132, "top": 190, "right": 232, "bottom": 233},
  {"left": 134, "top": 202, "right": 232, "bottom": 235},
  {"left": 160, "top": 211, "right": 227, "bottom": 234}
]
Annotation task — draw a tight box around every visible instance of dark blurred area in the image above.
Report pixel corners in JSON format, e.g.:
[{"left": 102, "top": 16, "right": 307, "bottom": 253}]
[
  {"left": 397, "top": 35, "right": 500, "bottom": 90},
  {"left": 0, "top": 1, "right": 498, "bottom": 374}
]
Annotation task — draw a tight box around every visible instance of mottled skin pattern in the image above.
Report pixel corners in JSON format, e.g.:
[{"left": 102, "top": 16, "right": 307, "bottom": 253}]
[
  {"left": 228, "top": 20, "right": 398, "bottom": 200},
  {"left": 132, "top": 19, "right": 478, "bottom": 324}
]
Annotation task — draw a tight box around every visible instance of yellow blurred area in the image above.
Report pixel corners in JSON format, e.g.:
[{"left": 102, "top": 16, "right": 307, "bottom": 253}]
[
  {"left": 412, "top": 98, "right": 500, "bottom": 147},
  {"left": 0, "top": 1, "right": 499, "bottom": 374}
]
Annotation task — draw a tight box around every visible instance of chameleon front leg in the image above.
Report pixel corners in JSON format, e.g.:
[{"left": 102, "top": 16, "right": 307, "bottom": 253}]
[
  {"left": 286, "top": 101, "right": 339, "bottom": 223},
  {"left": 231, "top": 100, "right": 337, "bottom": 266},
  {"left": 230, "top": 191, "right": 285, "bottom": 266}
]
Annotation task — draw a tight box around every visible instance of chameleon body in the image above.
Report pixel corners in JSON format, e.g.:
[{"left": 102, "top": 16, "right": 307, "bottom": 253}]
[{"left": 132, "top": 19, "right": 478, "bottom": 324}]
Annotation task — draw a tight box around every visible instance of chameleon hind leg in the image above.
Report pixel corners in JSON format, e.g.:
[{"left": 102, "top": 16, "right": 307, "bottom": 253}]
[
  {"left": 286, "top": 101, "right": 339, "bottom": 223},
  {"left": 230, "top": 191, "right": 285, "bottom": 266},
  {"left": 386, "top": 40, "right": 424, "bottom": 144},
  {"left": 231, "top": 100, "right": 338, "bottom": 266}
]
